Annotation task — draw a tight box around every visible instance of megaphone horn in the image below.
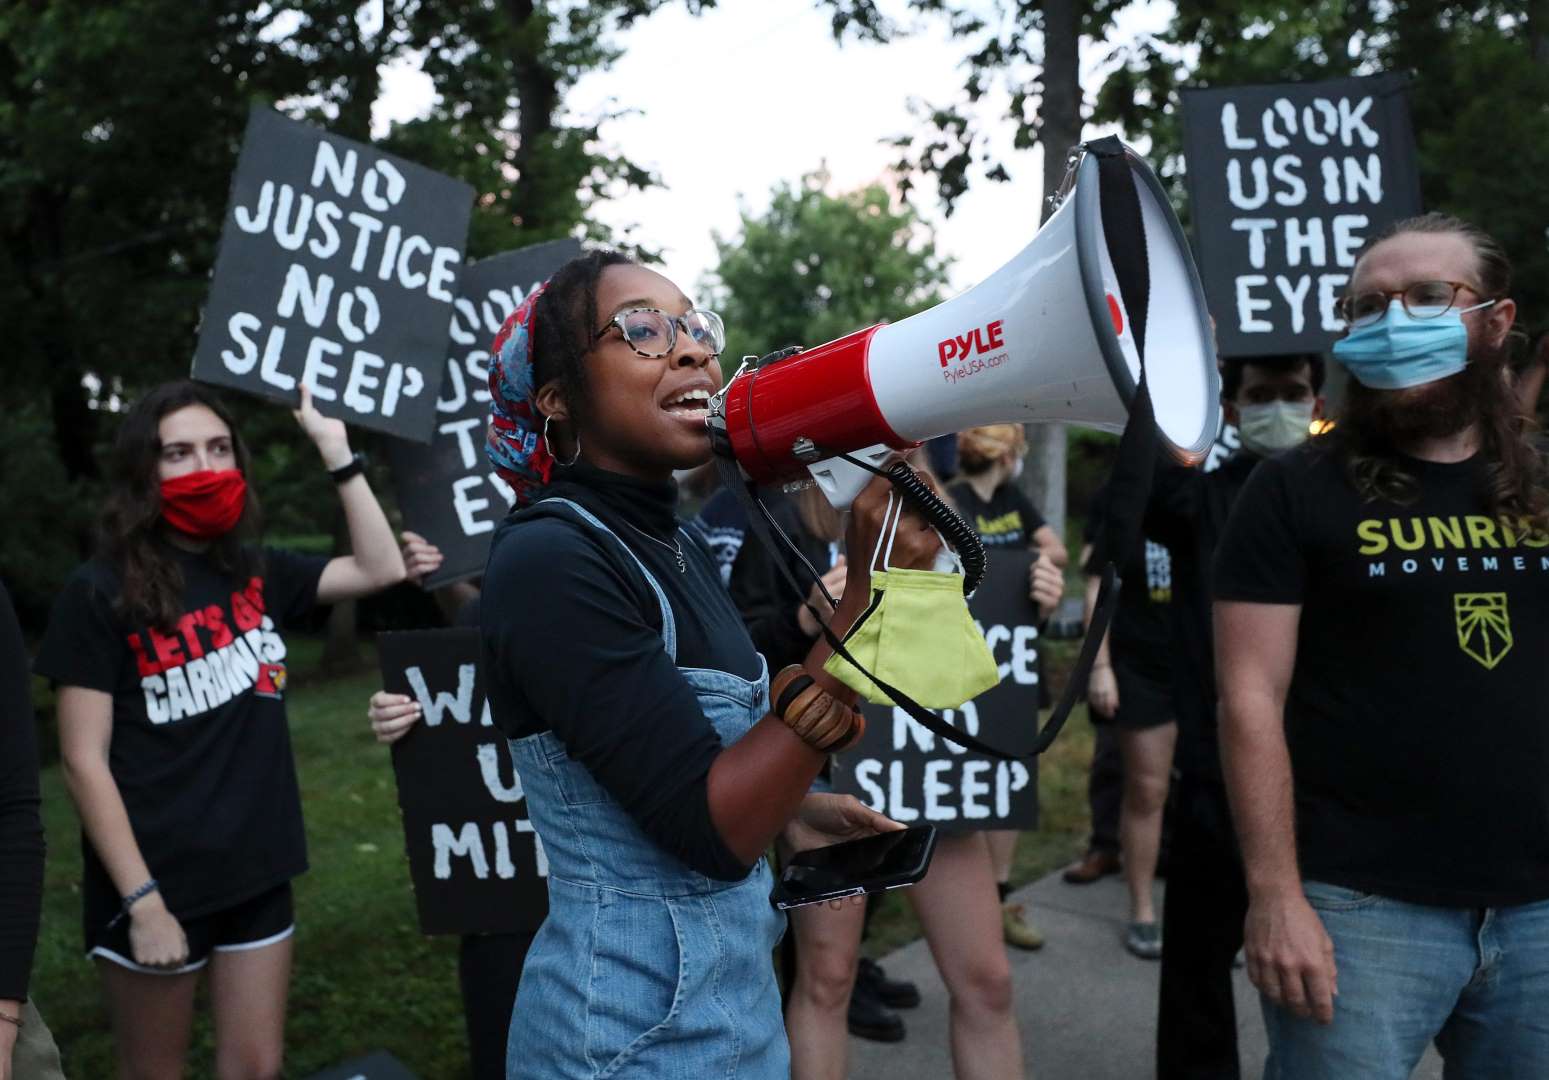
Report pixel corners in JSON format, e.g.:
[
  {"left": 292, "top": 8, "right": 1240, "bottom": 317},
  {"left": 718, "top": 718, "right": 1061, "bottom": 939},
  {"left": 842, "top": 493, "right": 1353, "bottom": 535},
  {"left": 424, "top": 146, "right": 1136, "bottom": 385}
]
[{"left": 707, "top": 140, "right": 1221, "bottom": 508}]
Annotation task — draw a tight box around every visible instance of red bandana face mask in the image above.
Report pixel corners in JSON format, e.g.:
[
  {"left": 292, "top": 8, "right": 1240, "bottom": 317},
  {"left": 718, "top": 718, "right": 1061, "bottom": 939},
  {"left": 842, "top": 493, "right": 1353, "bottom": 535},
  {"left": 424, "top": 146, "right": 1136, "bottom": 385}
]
[{"left": 160, "top": 469, "right": 248, "bottom": 540}]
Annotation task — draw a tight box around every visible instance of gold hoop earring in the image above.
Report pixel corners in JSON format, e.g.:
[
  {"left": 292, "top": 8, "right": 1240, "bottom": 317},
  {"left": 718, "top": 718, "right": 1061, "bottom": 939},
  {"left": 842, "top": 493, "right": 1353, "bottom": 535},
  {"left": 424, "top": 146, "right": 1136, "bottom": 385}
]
[{"left": 542, "top": 414, "right": 581, "bottom": 466}]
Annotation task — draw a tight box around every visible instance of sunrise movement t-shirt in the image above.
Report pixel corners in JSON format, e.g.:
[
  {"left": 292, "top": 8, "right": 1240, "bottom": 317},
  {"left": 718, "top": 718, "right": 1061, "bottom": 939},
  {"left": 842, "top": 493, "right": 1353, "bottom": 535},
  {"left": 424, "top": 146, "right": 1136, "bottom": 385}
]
[
  {"left": 1213, "top": 440, "right": 1549, "bottom": 907},
  {"left": 948, "top": 481, "right": 1047, "bottom": 549},
  {"left": 35, "top": 545, "right": 327, "bottom": 935}
]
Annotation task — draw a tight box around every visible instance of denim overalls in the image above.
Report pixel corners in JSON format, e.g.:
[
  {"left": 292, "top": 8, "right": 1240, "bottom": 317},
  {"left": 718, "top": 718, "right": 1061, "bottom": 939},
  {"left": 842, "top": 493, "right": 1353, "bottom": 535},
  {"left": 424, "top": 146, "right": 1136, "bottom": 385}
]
[{"left": 505, "top": 498, "right": 789, "bottom": 1079}]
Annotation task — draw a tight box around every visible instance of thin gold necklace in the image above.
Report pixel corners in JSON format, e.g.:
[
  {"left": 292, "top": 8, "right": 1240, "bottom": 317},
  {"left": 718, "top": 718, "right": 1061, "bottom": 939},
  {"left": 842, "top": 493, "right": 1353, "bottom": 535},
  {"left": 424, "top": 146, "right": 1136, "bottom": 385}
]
[{"left": 624, "top": 520, "right": 687, "bottom": 574}]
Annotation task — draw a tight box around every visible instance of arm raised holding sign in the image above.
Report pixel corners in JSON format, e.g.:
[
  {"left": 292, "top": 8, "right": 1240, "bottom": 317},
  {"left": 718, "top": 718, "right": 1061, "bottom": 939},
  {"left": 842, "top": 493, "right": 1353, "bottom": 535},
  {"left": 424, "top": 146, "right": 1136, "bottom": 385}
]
[{"left": 292, "top": 386, "right": 407, "bottom": 602}]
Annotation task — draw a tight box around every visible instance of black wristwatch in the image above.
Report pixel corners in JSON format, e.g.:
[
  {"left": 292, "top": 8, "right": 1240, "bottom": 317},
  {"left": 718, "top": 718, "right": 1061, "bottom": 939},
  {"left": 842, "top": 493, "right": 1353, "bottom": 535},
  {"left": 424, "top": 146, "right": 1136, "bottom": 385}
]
[{"left": 329, "top": 451, "right": 367, "bottom": 484}]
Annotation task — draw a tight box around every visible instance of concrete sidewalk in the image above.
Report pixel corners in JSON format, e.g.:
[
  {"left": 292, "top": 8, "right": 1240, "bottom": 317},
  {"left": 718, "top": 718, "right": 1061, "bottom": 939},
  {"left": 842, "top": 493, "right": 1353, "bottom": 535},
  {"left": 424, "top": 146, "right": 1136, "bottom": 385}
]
[{"left": 847, "top": 870, "right": 1443, "bottom": 1079}]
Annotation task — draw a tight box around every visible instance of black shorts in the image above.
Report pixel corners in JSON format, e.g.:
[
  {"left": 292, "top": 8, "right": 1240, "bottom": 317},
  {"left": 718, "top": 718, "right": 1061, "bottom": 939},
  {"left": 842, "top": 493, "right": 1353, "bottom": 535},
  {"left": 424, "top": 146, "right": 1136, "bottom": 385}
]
[
  {"left": 87, "top": 882, "right": 295, "bottom": 975},
  {"left": 1095, "top": 658, "right": 1174, "bottom": 731}
]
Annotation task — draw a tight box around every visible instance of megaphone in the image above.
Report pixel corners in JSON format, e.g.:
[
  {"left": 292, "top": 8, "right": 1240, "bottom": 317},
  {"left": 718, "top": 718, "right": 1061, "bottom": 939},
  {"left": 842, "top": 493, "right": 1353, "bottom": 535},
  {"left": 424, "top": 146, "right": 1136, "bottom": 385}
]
[{"left": 707, "top": 140, "right": 1221, "bottom": 507}]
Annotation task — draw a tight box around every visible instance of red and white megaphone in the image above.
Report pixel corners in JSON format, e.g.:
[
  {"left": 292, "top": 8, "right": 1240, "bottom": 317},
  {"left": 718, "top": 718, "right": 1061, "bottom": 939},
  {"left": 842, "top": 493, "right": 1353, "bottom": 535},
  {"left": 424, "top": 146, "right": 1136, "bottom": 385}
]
[{"left": 708, "top": 140, "right": 1221, "bottom": 506}]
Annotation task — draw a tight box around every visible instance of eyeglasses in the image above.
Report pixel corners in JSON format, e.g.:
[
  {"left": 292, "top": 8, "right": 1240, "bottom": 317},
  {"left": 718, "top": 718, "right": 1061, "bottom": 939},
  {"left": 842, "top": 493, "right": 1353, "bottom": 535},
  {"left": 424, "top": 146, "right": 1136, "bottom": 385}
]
[
  {"left": 594, "top": 307, "right": 726, "bottom": 359},
  {"left": 1337, "top": 280, "right": 1485, "bottom": 328}
]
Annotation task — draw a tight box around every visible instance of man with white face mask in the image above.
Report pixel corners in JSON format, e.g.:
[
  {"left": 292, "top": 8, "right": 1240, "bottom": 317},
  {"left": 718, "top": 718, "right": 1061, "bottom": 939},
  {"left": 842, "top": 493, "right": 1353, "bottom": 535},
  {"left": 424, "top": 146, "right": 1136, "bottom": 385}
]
[
  {"left": 1214, "top": 214, "right": 1549, "bottom": 1078},
  {"left": 1145, "top": 351, "right": 1325, "bottom": 1080}
]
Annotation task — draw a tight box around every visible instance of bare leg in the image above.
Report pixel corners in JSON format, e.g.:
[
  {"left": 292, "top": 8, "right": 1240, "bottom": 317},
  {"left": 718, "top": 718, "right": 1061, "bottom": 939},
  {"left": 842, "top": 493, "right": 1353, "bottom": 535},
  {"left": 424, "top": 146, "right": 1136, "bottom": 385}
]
[
  {"left": 908, "top": 833, "right": 1024, "bottom": 1080},
  {"left": 208, "top": 934, "right": 293, "bottom": 1080},
  {"left": 97, "top": 959, "right": 200, "bottom": 1080},
  {"left": 986, "top": 830, "right": 1018, "bottom": 885},
  {"left": 1118, "top": 721, "right": 1177, "bottom": 925},
  {"left": 783, "top": 899, "right": 867, "bottom": 1080}
]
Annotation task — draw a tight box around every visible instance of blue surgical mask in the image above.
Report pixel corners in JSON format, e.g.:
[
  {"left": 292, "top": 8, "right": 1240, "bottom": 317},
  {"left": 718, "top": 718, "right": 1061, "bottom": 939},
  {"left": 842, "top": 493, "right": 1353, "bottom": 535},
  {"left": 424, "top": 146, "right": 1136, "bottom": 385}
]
[{"left": 1333, "top": 299, "right": 1494, "bottom": 390}]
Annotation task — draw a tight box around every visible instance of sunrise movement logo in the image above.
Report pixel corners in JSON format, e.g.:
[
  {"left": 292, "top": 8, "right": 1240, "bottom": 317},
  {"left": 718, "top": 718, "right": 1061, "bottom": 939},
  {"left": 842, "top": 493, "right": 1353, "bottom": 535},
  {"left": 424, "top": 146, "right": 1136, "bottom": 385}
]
[{"left": 1454, "top": 592, "right": 1512, "bottom": 670}]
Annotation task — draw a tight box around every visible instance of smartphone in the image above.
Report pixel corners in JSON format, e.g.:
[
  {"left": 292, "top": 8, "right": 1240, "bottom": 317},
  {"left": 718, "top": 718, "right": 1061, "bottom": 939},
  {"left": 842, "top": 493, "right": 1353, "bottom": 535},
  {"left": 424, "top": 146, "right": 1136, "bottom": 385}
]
[{"left": 770, "top": 825, "right": 938, "bottom": 910}]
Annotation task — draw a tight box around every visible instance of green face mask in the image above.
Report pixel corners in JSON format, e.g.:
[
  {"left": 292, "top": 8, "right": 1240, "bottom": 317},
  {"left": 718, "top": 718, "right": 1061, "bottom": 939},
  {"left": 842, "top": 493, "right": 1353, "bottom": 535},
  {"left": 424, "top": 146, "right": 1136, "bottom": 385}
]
[{"left": 823, "top": 494, "right": 1000, "bottom": 709}]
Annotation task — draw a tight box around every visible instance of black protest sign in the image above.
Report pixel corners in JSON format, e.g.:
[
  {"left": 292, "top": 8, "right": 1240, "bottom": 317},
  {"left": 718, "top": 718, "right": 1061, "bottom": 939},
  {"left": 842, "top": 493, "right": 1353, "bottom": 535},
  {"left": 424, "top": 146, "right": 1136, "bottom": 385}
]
[
  {"left": 833, "top": 551, "right": 1041, "bottom": 833},
  {"left": 385, "top": 239, "right": 583, "bottom": 587},
  {"left": 379, "top": 629, "right": 548, "bottom": 935},
  {"left": 303, "top": 1052, "right": 420, "bottom": 1080},
  {"left": 192, "top": 105, "right": 474, "bottom": 440},
  {"left": 1181, "top": 74, "right": 1421, "bottom": 357}
]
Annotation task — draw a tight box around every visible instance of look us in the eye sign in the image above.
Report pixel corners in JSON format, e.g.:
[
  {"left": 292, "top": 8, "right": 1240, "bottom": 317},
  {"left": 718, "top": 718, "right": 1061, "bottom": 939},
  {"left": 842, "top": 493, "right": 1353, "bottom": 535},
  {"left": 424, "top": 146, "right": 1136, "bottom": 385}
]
[{"left": 191, "top": 105, "right": 475, "bottom": 441}]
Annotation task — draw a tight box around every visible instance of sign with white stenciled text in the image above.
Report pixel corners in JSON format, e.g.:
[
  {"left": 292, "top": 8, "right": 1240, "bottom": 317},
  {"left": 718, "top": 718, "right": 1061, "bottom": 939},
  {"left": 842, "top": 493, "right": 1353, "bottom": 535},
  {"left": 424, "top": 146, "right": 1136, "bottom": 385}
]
[
  {"left": 379, "top": 629, "right": 547, "bottom": 935},
  {"left": 833, "top": 550, "right": 1041, "bottom": 832},
  {"left": 385, "top": 239, "right": 583, "bottom": 587},
  {"left": 192, "top": 105, "right": 474, "bottom": 440},
  {"left": 1180, "top": 74, "right": 1421, "bottom": 357}
]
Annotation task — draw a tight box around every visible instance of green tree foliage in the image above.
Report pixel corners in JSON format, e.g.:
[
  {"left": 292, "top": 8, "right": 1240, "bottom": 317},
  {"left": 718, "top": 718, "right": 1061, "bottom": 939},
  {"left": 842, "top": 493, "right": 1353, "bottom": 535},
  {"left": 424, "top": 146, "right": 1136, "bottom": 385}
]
[
  {"left": 704, "top": 173, "right": 951, "bottom": 370},
  {"left": 0, "top": 0, "right": 708, "bottom": 625}
]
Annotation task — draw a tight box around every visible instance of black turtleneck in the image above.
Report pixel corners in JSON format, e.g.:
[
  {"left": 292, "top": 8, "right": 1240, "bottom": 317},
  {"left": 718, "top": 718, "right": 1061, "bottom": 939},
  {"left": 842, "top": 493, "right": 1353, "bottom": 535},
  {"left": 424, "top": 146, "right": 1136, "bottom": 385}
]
[{"left": 480, "top": 463, "right": 763, "bottom": 882}]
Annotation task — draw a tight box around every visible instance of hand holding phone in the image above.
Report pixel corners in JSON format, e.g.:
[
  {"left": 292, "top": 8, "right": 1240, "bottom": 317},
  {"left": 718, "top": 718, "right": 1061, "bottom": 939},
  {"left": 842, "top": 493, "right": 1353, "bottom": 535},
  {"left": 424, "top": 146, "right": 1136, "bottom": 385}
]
[{"left": 771, "top": 825, "right": 938, "bottom": 910}]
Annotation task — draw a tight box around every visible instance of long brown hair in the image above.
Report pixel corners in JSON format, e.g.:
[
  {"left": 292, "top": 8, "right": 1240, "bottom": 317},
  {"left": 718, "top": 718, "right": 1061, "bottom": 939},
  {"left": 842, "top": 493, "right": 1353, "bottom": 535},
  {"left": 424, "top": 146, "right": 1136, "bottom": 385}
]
[
  {"left": 99, "top": 381, "right": 263, "bottom": 629},
  {"left": 1337, "top": 213, "right": 1548, "bottom": 530}
]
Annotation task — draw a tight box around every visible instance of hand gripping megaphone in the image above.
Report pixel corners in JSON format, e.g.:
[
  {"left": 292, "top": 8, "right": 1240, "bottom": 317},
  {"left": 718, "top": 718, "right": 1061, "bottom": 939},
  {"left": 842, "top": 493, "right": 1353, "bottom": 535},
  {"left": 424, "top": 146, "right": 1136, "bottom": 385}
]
[
  {"left": 706, "top": 138, "right": 1220, "bottom": 508},
  {"left": 706, "top": 137, "right": 1218, "bottom": 761}
]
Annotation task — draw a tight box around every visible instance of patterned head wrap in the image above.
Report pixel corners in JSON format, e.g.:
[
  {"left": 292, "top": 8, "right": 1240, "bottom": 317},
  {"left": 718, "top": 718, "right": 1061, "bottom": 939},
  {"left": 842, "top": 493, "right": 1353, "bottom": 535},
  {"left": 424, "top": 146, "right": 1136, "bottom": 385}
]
[{"left": 485, "top": 281, "right": 556, "bottom": 508}]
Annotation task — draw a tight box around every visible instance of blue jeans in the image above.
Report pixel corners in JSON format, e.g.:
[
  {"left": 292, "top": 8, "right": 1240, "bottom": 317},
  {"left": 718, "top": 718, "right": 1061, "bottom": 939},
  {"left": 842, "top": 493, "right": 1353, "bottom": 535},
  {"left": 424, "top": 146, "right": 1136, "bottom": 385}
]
[{"left": 1262, "top": 880, "right": 1549, "bottom": 1079}]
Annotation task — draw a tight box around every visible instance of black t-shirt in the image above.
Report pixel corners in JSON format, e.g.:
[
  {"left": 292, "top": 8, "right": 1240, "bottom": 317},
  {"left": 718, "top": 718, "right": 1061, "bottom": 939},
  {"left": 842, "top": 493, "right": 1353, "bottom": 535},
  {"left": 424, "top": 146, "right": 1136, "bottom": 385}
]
[
  {"left": 34, "top": 545, "right": 326, "bottom": 930},
  {"left": 1214, "top": 441, "right": 1549, "bottom": 907},
  {"left": 481, "top": 464, "right": 761, "bottom": 882},
  {"left": 948, "top": 481, "right": 1047, "bottom": 549},
  {"left": 1085, "top": 485, "right": 1172, "bottom": 676}
]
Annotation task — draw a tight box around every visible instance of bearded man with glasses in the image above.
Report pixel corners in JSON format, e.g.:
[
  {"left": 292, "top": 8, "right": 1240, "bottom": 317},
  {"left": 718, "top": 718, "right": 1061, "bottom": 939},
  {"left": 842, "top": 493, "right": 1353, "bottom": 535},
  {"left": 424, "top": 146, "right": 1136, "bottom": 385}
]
[{"left": 1212, "top": 213, "right": 1549, "bottom": 1078}]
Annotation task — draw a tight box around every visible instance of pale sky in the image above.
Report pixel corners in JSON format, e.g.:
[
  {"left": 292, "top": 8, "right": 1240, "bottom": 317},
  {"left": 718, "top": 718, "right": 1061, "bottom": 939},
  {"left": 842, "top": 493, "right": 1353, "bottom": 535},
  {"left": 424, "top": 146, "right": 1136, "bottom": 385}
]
[{"left": 376, "top": 0, "right": 1175, "bottom": 300}]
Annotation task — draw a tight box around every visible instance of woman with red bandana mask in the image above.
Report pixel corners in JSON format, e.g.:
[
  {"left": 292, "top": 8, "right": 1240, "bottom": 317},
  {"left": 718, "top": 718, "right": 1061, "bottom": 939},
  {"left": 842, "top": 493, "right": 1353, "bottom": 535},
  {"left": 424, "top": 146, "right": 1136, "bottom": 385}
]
[{"left": 34, "top": 380, "right": 405, "bottom": 1078}]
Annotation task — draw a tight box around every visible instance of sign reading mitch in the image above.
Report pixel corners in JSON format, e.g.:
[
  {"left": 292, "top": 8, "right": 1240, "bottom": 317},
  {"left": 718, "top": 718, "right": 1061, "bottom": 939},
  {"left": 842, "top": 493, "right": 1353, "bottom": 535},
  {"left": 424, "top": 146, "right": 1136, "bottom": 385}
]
[
  {"left": 386, "top": 239, "right": 583, "bottom": 587},
  {"left": 192, "top": 105, "right": 474, "bottom": 440},
  {"left": 1181, "top": 73, "right": 1421, "bottom": 357},
  {"left": 833, "top": 551, "right": 1041, "bottom": 833},
  {"left": 379, "top": 630, "right": 547, "bottom": 936}
]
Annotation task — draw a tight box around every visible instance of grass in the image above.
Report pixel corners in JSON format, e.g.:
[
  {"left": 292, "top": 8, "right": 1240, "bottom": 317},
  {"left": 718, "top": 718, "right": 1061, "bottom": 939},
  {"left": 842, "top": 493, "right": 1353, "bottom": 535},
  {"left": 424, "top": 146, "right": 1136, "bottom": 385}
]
[{"left": 30, "top": 637, "right": 1096, "bottom": 1078}]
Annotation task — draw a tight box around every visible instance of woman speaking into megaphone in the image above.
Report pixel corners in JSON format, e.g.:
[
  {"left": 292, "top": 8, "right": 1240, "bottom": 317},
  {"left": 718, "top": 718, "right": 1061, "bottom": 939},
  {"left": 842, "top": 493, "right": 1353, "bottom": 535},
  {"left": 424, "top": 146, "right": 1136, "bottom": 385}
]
[{"left": 477, "top": 249, "right": 943, "bottom": 1078}]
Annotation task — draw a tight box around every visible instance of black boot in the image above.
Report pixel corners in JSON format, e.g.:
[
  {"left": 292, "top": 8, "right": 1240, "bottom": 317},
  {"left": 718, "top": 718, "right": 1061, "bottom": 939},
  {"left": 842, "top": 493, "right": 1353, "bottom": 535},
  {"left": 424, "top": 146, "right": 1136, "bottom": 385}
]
[
  {"left": 847, "top": 973, "right": 906, "bottom": 1042},
  {"left": 857, "top": 956, "right": 921, "bottom": 1009}
]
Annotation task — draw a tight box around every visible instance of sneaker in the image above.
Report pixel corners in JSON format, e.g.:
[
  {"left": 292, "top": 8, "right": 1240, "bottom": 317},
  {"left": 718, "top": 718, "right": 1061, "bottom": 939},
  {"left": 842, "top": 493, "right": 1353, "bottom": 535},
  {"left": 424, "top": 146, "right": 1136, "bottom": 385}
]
[
  {"left": 1002, "top": 902, "right": 1046, "bottom": 950},
  {"left": 847, "top": 978, "right": 906, "bottom": 1042},
  {"left": 1124, "top": 921, "right": 1162, "bottom": 960},
  {"left": 1062, "top": 849, "right": 1121, "bottom": 885},
  {"left": 857, "top": 956, "right": 921, "bottom": 1009}
]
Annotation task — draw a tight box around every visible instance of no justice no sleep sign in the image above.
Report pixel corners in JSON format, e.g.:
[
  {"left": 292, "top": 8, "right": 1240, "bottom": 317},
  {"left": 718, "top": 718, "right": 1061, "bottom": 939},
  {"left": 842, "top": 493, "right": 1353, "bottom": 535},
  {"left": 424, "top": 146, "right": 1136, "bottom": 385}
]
[{"left": 193, "top": 106, "right": 474, "bottom": 440}]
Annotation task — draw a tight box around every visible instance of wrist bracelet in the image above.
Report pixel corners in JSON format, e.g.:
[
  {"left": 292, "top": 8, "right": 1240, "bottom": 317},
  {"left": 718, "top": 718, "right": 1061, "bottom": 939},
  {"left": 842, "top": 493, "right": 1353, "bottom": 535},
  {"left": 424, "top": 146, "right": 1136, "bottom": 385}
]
[
  {"left": 329, "top": 451, "right": 367, "bottom": 484},
  {"left": 106, "top": 878, "right": 159, "bottom": 930},
  {"left": 0, "top": 1010, "right": 20, "bottom": 1028}
]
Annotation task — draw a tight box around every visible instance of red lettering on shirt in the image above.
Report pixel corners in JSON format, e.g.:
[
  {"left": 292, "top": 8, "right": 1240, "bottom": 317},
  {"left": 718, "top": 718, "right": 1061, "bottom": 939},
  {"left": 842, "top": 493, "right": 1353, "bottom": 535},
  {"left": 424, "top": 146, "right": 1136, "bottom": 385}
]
[
  {"left": 175, "top": 611, "right": 207, "bottom": 660},
  {"left": 146, "top": 626, "right": 185, "bottom": 669},
  {"left": 127, "top": 632, "right": 160, "bottom": 678},
  {"left": 203, "top": 605, "right": 234, "bottom": 649}
]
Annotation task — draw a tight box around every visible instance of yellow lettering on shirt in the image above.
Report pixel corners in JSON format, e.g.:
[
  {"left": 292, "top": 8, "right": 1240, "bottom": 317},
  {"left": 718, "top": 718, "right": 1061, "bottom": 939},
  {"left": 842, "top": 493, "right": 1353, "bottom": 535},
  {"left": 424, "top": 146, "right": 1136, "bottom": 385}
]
[
  {"left": 1356, "top": 519, "right": 1388, "bottom": 556},
  {"left": 975, "top": 510, "right": 1024, "bottom": 537}
]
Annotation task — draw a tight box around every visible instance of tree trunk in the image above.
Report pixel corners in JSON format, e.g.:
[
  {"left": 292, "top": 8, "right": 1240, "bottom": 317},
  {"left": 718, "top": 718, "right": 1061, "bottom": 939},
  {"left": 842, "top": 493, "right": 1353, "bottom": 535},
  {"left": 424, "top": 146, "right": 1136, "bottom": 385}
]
[
  {"left": 504, "top": 0, "right": 562, "bottom": 234},
  {"left": 1531, "top": 0, "right": 1549, "bottom": 66},
  {"left": 1021, "top": 0, "right": 1083, "bottom": 544}
]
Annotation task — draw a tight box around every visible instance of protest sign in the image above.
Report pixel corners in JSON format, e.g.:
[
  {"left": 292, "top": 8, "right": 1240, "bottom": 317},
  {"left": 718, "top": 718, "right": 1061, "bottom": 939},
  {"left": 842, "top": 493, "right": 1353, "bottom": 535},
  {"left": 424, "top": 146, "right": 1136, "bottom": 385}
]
[
  {"left": 833, "top": 550, "right": 1042, "bottom": 832},
  {"left": 385, "top": 239, "right": 583, "bottom": 587},
  {"left": 1181, "top": 74, "right": 1422, "bottom": 357},
  {"left": 192, "top": 105, "right": 474, "bottom": 440},
  {"left": 379, "top": 629, "right": 547, "bottom": 935}
]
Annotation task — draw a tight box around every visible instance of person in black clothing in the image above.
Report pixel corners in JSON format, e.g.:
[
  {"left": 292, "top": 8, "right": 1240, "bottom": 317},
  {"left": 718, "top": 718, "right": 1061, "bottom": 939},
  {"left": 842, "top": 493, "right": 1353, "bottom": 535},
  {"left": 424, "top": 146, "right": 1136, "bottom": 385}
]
[
  {"left": 1081, "top": 487, "right": 1175, "bottom": 959},
  {"left": 1216, "top": 216, "right": 1549, "bottom": 1075},
  {"left": 473, "top": 250, "right": 944, "bottom": 1078},
  {"left": 948, "top": 424, "right": 1067, "bottom": 953},
  {"left": 34, "top": 381, "right": 406, "bottom": 1078},
  {"left": 1147, "top": 352, "right": 1325, "bottom": 1079},
  {"left": 1, "top": 579, "right": 61, "bottom": 1079}
]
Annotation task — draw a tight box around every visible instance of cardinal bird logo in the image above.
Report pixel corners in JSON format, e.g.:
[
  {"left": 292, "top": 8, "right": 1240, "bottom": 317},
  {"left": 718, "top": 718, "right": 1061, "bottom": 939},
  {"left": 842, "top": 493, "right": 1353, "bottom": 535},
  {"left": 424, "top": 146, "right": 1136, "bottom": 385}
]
[
  {"left": 254, "top": 662, "right": 288, "bottom": 699},
  {"left": 1454, "top": 593, "right": 1512, "bottom": 670}
]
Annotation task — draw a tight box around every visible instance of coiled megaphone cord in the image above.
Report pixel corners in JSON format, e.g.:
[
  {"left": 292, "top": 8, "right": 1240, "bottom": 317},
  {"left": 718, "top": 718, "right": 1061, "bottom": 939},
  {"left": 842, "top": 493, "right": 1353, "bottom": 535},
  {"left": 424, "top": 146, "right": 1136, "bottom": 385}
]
[{"left": 824, "top": 450, "right": 987, "bottom": 598}]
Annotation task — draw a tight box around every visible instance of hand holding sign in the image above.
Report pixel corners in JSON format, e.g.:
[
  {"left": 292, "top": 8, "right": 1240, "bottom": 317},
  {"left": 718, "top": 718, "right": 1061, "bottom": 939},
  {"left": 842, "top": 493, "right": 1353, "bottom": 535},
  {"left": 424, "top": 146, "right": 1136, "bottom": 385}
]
[
  {"left": 292, "top": 384, "right": 354, "bottom": 471},
  {"left": 368, "top": 690, "right": 421, "bottom": 745}
]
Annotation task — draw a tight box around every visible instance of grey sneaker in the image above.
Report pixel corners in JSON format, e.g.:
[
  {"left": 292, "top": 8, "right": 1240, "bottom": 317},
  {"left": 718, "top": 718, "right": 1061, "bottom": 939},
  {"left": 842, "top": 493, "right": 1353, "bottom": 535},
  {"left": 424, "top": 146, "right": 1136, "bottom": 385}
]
[{"left": 1125, "top": 921, "right": 1162, "bottom": 960}]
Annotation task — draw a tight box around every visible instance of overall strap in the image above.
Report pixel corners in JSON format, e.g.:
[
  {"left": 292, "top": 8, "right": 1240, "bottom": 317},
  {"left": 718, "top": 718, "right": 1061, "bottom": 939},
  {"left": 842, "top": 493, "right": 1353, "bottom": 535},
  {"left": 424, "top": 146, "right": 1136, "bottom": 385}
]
[{"left": 535, "top": 497, "right": 678, "bottom": 663}]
